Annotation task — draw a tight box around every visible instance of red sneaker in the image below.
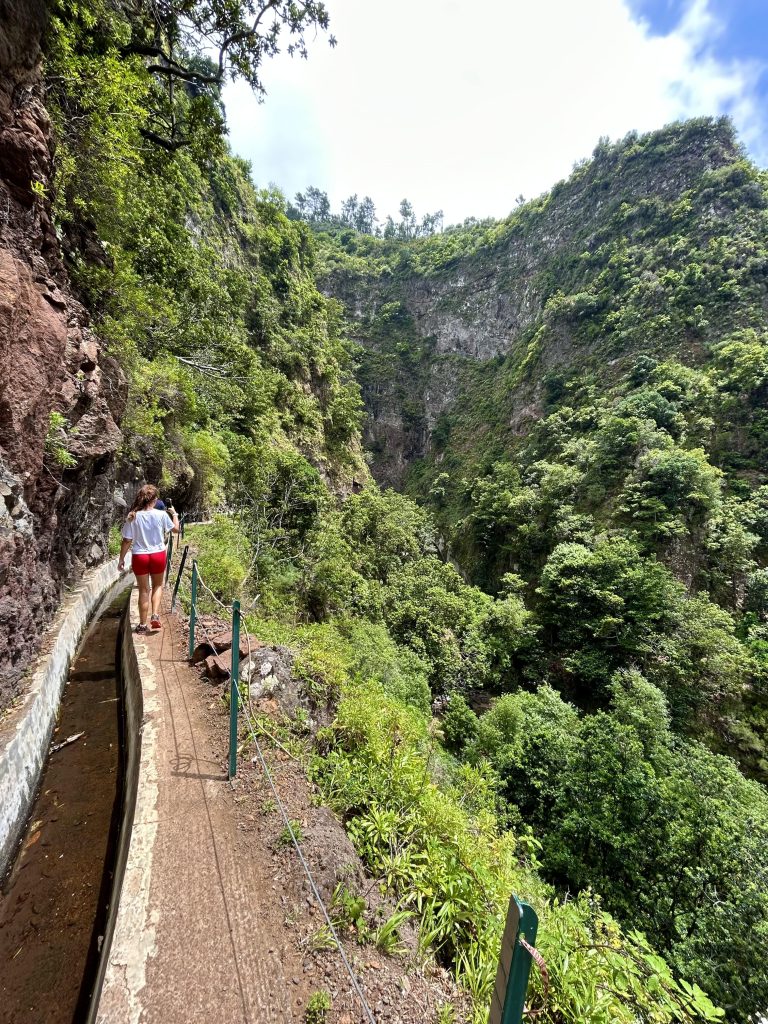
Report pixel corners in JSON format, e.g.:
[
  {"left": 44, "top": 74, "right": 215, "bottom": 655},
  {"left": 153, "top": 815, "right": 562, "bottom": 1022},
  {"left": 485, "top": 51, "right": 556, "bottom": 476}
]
[{"left": 150, "top": 615, "right": 162, "bottom": 630}]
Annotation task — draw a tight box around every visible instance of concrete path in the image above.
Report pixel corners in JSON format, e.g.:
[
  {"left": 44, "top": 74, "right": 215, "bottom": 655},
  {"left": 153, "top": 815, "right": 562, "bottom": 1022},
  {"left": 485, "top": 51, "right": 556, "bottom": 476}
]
[{"left": 98, "top": 591, "right": 305, "bottom": 1024}]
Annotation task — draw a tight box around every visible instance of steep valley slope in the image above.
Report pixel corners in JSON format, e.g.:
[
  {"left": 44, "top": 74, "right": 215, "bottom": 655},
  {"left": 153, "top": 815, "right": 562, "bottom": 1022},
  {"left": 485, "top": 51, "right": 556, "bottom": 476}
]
[
  {"left": 317, "top": 117, "right": 768, "bottom": 676},
  {"left": 2, "top": 0, "right": 768, "bottom": 1018},
  {"left": 314, "top": 129, "right": 768, "bottom": 1018},
  {"left": 319, "top": 118, "right": 766, "bottom": 498}
]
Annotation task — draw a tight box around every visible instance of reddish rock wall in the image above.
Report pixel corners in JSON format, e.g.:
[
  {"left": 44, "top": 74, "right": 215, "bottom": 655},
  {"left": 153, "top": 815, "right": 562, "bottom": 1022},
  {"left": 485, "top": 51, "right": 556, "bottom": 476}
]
[{"left": 0, "top": 1, "right": 124, "bottom": 710}]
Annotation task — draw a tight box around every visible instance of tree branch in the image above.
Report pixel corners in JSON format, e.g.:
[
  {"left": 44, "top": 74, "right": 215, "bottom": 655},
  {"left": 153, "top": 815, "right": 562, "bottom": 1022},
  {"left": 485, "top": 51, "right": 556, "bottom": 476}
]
[
  {"left": 175, "top": 356, "right": 249, "bottom": 384},
  {"left": 218, "top": 0, "right": 281, "bottom": 77},
  {"left": 122, "top": 42, "right": 184, "bottom": 69},
  {"left": 138, "top": 126, "right": 188, "bottom": 151},
  {"left": 146, "top": 63, "right": 222, "bottom": 84},
  {"left": 124, "top": 42, "right": 224, "bottom": 85}
]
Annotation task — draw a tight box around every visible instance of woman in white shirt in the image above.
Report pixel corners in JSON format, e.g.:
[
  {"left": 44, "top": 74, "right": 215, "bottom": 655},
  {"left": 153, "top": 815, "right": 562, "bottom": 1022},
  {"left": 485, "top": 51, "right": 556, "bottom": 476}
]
[{"left": 118, "top": 484, "right": 180, "bottom": 633}]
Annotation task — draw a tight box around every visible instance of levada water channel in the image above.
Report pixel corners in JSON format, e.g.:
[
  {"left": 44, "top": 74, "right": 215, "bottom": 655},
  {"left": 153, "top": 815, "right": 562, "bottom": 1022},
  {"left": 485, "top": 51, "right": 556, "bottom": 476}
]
[{"left": 0, "top": 583, "right": 132, "bottom": 1024}]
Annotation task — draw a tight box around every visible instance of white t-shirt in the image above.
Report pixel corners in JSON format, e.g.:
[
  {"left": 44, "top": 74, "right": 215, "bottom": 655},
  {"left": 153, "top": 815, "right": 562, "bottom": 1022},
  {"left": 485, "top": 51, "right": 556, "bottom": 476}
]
[{"left": 122, "top": 509, "right": 174, "bottom": 555}]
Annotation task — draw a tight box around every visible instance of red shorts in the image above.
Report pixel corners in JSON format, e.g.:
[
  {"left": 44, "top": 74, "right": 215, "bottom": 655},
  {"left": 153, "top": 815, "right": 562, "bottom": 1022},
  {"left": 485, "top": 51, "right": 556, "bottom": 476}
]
[{"left": 131, "top": 551, "right": 167, "bottom": 576}]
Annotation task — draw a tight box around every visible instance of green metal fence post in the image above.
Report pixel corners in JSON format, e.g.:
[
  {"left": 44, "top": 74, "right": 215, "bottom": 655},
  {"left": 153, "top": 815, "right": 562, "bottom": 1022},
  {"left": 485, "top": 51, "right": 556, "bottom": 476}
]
[
  {"left": 188, "top": 560, "right": 198, "bottom": 661},
  {"left": 489, "top": 896, "right": 539, "bottom": 1024},
  {"left": 503, "top": 900, "right": 537, "bottom": 1024},
  {"left": 228, "top": 601, "right": 241, "bottom": 780}
]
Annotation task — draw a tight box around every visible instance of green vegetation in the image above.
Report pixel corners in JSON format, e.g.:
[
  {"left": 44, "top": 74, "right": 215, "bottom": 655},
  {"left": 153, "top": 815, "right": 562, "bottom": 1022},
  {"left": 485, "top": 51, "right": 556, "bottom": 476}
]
[
  {"left": 187, "top": 484, "right": 735, "bottom": 1023},
  {"left": 42, "top": 3, "right": 768, "bottom": 1018},
  {"left": 45, "top": 411, "right": 77, "bottom": 469},
  {"left": 288, "top": 187, "right": 444, "bottom": 239},
  {"left": 371, "top": 909, "right": 413, "bottom": 956},
  {"left": 305, "top": 989, "right": 332, "bottom": 1024},
  {"left": 45, "top": 0, "right": 363, "bottom": 511},
  {"left": 108, "top": 524, "right": 122, "bottom": 557},
  {"left": 278, "top": 819, "right": 304, "bottom": 847},
  {"left": 303, "top": 118, "right": 768, "bottom": 1021},
  {"left": 467, "top": 683, "right": 768, "bottom": 1016},
  {"left": 436, "top": 1005, "right": 457, "bottom": 1024},
  {"left": 313, "top": 675, "right": 726, "bottom": 1024}
]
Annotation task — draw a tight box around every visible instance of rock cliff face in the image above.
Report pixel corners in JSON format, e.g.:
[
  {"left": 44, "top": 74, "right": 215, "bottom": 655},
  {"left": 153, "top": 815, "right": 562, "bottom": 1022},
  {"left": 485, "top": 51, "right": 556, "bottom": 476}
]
[
  {"left": 320, "top": 121, "right": 743, "bottom": 488},
  {"left": 0, "top": 1, "right": 124, "bottom": 711}
]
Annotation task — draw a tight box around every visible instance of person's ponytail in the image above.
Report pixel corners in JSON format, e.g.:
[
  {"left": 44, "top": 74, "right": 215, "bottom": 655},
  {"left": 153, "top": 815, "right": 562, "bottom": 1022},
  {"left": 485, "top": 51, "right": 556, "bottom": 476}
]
[{"left": 127, "top": 484, "right": 159, "bottom": 522}]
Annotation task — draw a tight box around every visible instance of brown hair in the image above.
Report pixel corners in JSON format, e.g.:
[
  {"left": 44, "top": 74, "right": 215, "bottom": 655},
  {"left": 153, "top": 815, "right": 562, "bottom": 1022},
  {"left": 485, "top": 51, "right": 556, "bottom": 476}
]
[{"left": 127, "top": 483, "right": 159, "bottom": 521}]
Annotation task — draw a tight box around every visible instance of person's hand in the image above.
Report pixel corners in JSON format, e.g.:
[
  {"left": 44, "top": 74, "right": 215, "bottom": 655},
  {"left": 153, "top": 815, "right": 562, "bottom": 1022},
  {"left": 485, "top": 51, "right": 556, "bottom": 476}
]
[
  {"left": 118, "top": 560, "right": 125, "bottom": 571},
  {"left": 167, "top": 504, "right": 176, "bottom": 515}
]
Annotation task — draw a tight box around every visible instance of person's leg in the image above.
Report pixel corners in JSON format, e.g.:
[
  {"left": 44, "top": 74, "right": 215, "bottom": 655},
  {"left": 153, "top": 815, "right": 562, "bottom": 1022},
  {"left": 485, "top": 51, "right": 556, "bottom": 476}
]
[
  {"left": 150, "top": 571, "right": 165, "bottom": 622},
  {"left": 136, "top": 574, "right": 150, "bottom": 626}
]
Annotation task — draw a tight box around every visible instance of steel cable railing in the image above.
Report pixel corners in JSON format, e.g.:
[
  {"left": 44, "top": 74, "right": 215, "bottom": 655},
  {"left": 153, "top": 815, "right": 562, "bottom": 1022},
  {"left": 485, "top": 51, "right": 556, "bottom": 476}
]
[
  {"left": 166, "top": 538, "right": 541, "bottom": 1024},
  {"left": 166, "top": 549, "right": 378, "bottom": 1024}
]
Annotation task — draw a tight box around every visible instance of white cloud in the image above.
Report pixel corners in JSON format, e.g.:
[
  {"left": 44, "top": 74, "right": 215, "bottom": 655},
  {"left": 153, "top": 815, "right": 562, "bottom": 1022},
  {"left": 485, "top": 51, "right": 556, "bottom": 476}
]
[{"left": 223, "top": 0, "right": 766, "bottom": 225}]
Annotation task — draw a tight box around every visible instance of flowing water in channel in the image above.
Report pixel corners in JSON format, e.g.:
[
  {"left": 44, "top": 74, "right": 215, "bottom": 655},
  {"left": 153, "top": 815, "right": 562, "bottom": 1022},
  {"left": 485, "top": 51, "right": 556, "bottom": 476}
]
[{"left": 0, "top": 586, "right": 130, "bottom": 1024}]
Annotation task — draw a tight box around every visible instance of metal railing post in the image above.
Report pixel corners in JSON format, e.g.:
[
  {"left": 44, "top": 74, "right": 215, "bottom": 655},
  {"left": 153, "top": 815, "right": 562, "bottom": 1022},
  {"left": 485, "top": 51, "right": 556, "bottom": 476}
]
[
  {"left": 228, "top": 601, "right": 241, "bottom": 780},
  {"left": 489, "top": 897, "right": 539, "bottom": 1024},
  {"left": 188, "top": 560, "right": 198, "bottom": 661},
  {"left": 165, "top": 531, "right": 174, "bottom": 581}
]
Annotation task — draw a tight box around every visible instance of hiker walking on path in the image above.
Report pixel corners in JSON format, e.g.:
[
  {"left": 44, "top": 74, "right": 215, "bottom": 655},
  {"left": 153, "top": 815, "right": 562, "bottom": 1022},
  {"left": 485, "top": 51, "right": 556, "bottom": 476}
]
[{"left": 118, "top": 484, "right": 179, "bottom": 633}]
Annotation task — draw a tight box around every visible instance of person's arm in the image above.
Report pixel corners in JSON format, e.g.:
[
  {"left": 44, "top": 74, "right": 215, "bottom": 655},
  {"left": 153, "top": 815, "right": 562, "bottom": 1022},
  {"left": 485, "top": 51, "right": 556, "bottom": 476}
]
[
  {"left": 118, "top": 537, "right": 132, "bottom": 571},
  {"left": 166, "top": 505, "right": 180, "bottom": 535}
]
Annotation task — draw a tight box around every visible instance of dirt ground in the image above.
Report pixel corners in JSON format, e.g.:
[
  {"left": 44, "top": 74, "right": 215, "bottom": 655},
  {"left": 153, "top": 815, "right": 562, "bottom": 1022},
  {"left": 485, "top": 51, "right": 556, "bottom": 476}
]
[{"left": 176, "top": 611, "right": 469, "bottom": 1024}]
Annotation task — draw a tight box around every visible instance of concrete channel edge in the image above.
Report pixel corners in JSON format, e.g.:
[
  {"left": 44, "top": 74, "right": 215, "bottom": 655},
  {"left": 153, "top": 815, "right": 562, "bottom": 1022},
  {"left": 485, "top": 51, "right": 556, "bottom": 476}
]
[{"left": 94, "top": 590, "right": 160, "bottom": 1024}]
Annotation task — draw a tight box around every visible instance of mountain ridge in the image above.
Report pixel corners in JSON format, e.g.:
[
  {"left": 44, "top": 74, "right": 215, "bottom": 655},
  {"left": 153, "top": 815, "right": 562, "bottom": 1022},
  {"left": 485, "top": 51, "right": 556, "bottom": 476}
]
[
  {"left": 316, "top": 117, "right": 764, "bottom": 490},
  {"left": 2, "top": 1, "right": 767, "bottom": 1014}
]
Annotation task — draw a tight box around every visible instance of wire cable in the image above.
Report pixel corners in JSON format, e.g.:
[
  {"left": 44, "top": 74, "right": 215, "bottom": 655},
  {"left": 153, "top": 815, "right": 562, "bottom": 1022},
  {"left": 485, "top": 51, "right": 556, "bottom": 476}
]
[
  {"left": 176, "top": 557, "right": 377, "bottom": 1024},
  {"left": 235, "top": 674, "right": 378, "bottom": 1024}
]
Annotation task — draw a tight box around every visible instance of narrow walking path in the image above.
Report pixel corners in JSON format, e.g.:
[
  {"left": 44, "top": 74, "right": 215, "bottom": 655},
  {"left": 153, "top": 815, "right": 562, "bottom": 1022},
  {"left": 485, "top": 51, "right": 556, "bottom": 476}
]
[
  {"left": 98, "top": 591, "right": 308, "bottom": 1024},
  {"left": 99, "top": 583, "right": 464, "bottom": 1024}
]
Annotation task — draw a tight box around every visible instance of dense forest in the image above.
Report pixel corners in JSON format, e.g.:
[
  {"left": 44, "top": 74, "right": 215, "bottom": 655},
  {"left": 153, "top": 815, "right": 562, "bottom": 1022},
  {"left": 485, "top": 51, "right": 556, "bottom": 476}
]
[
  {"left": 33, "top": 1, "right": 768, "bottom": 1021},
  {"left": 309, "top": 119, "right": 768, "bottom": 1022}
]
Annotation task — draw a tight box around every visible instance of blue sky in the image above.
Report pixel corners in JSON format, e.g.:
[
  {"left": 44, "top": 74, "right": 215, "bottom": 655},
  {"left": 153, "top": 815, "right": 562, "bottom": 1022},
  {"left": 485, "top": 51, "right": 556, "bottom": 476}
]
[
  {"left": 630, "top": 0, "right": 768, "bottom": 57},
  {"left": 629, "top": 0, "right": 768, "bottom": 131},
  {"left": 224, "top": 0, "right": 768, "bottom": 225}
]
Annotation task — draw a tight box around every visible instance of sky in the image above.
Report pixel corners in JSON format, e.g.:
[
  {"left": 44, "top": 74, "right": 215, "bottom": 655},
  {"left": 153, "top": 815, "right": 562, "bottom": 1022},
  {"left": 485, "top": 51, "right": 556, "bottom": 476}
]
[{"left": 223, "top": 0, "right": 768, "bottom": 226}]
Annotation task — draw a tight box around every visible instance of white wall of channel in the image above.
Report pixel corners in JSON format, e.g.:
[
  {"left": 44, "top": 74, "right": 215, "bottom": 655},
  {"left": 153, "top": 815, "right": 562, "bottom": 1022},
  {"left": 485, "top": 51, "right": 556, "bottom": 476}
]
[{"left": 0, "top": 557, "right": 128, "bottom": 874}]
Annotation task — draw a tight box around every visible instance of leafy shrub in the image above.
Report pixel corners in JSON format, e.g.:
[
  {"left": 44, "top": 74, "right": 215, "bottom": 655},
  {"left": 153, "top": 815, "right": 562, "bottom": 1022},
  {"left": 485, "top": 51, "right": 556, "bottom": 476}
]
[
  {"left": 108, "top": 525, "right": 122, "bottom": 557},
  {"left": 439, "top": 695, "right": 479, "bottom": 755},
  {"left": 193, "top": 516, "right": 252, "bottom": 604},
  {"left": 313, "top": 681, "right": 725, "bottom": 1024},
  {"left": 305, "top": 990, "right": 331, "bottom": 1023},
  {"left": 45, "top": 412, "right": 77, "bottom": 469},
  {"left": 338, "top": 619, "right": 432, "bottom": 713}
]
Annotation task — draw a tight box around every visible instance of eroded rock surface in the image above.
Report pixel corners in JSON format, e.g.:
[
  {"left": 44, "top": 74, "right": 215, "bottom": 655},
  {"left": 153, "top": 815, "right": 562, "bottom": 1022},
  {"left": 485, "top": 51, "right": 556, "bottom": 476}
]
[{"left": 0, "top": 1, "right": 124, "bottom": 709}]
